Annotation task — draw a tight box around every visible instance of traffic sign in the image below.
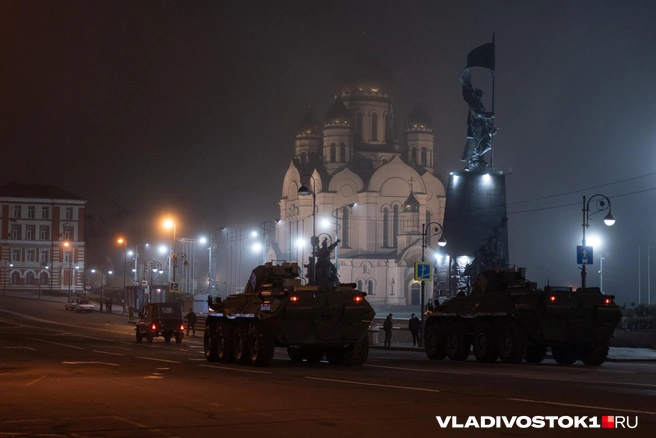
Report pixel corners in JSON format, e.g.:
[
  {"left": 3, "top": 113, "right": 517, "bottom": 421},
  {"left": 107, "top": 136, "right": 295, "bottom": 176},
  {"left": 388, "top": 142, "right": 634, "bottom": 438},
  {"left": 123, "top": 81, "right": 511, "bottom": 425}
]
[
  {"left": 169, "top": 282, "right": 181, "bottom": 292},
  {"left": 577, "top": 245, "right": 594, "bottom": 265},
  {"left": 141, "top": 280, "right": 148, "bottom": 286},
  {"left": 414, "top": 261, "right": 433, "bottom": 282}
]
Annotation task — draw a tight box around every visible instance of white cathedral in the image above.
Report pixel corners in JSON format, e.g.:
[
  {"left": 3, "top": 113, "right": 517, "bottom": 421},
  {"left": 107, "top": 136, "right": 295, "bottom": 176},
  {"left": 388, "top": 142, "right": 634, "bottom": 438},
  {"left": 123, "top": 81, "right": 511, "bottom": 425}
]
[{"left": 268, "top": 76, "right": 448, "bottom": 307}]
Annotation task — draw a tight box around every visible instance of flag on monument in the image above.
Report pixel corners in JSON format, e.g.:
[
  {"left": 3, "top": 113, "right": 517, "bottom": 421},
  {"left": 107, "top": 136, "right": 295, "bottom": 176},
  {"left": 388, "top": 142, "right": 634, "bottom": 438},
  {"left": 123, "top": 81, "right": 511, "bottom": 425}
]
[{"left": 466, "top": 42, "right": 495, "bottom": 71}]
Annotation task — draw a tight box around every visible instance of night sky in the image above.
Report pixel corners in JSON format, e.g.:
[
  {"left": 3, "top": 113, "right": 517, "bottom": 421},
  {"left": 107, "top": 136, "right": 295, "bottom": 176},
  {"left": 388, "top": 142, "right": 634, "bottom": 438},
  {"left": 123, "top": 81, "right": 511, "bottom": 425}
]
[{"left": 3, "top": 0, "right": 656, "bottom": 304}]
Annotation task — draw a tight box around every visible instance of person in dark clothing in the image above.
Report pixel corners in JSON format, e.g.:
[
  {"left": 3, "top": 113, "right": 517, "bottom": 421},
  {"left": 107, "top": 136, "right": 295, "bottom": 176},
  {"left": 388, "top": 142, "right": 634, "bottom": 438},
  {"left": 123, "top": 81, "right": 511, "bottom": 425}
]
[
  {"left": 185, "top": 308, "right": 197, "bottom": 337},
  {"left": 383, "top": 313, "right": 393, "bottom": 349},
  {"left": 409, "top": 313, "right": 421, "bottom": 347}
]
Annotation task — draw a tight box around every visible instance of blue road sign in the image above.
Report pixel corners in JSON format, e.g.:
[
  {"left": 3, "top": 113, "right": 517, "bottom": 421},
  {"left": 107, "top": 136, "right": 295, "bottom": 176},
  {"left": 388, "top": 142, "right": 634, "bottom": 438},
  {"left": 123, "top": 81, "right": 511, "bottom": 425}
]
[
  {"left": 414, "top": 262, "right": 433, "bottom": 282},
  {"left": 169, "top": 282, "right": 181, "bottom": 292},
  {"left": 577, "top": 245, "right": 594, "bottom": 265}
]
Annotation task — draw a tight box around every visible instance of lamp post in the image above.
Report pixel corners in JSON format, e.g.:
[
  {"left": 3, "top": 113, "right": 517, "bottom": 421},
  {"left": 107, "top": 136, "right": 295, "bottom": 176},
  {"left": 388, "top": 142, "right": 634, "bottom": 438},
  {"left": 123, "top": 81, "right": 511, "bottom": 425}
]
[
  {"left": 420, "top": 223, "right": 447, "bottom": 320},
  {"left": 172, "top": 253, "right": 187, "bottom": 282},
  {"left": 163, "top": 219, "right": 177, "bottom": 282},
  {"left": 207, "top": 227, "right": 225, "bottom": 292},
  {"left": 63, "top": 241, "right": 73, "bottom": 300},
  {"left": 260, "top": 220, "right": 280, "bottom": 264},
  {"left": 333, "top": 203, "right": 356, "bottom": 274},
  {"left": 298, "top": 174, "right": 317, "bottom": 285},
  {"left": 580, "top": 195, "right": 615, "bottom": 289},
  {"left": 117, "top": 237, "right": 128, "bottom": 313}
]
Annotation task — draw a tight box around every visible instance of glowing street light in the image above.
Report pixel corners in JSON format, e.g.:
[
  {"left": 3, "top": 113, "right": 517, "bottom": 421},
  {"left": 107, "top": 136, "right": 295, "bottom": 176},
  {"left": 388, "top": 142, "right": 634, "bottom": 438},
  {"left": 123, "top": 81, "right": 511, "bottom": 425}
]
[{"left": 580, "top": 195, "right": 615, "bottom": 289}]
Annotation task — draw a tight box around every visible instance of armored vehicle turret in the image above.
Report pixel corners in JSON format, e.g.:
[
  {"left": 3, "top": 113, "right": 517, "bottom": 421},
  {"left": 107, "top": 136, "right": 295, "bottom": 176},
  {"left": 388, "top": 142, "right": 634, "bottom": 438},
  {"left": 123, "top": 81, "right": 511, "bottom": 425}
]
[
  {"left": 204, "top": 255, "right": 375, "bottom": 367},
  {"left": 423, "top": 267, "right": 622, "bottom": 366}
]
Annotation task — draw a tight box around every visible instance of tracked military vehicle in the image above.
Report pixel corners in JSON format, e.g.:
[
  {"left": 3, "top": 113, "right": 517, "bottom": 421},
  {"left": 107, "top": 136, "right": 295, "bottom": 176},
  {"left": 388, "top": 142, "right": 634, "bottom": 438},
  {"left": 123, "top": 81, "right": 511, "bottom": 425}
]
[
  {"left": 423, "top": 267, "right": 622, "bottom": 366},
  {"left": 204, "top": 241, "right": 375, "bottom": 367}
]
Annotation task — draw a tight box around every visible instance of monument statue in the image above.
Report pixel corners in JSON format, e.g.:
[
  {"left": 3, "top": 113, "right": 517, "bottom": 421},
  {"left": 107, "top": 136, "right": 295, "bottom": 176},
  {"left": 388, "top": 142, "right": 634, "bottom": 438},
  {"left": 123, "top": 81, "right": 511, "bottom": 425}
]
[
  {"left": 460, "top": 68, "right": 497, "bottom": 171},
  {"left": 305, "top": 237, "right": 341, "bottom": 288}
]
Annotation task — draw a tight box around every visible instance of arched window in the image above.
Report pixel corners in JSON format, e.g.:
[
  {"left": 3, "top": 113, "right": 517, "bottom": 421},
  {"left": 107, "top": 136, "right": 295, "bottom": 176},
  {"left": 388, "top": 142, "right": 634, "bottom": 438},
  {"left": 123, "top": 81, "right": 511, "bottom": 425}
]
[
  {"left": 357, "top": 280, "right": 363, "bottom": 291},
  {"left": 411, "top": 148, "right": 417, "bottom": 165},
  {"left": 421, "top": 148, "right": 427, "bottom": 166},
  {"left": 383, "top": 207, "right": 389, "bottom": 247},
  {"left": 371, "top": 112, "right": 378, "bottom": 141},
  {"left": 393, "top": 205, "right": 399, "bottom": 248},
  {"left": 384, "top": 113, "right": 391, "bottom": 142},
  {"left": 40, "top": 272, "right": 49, "bottom": 286},
  {"left": 330, "top": 143, "right": 336, "bottom": 163},
  {"left": 11, "top": 272, "right": 19, "bottom": 285},
  {"left": 367, "top": 280, "right": 375, "bottom": 295},
  {"left": 355, "top": 113, "right": 363, "bottom": 140},
  {"left": 340, "top": 143, "right": 346, "bottom": 162},
  {"left": 342, "top": 206, "right": 351, "bottom": 248},
  {"left": 25, "top": 272, "right": 34, "bottom": 285}
]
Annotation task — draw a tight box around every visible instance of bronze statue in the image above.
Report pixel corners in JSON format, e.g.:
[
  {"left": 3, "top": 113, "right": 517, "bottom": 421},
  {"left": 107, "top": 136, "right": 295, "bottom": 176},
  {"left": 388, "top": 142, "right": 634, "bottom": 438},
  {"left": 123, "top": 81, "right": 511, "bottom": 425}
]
[
  {"left": 306, "top": 237, "right": 341, "bottom": 288},
  {"left": 460, "top": 68, "right": 496, "bottom": 171}
]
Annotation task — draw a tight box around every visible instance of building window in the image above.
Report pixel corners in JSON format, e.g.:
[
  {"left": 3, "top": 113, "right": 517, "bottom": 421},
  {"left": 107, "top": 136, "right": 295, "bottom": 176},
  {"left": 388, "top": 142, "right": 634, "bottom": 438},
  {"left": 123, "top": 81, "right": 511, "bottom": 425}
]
[
  {"left": 40, "top": 272, "right": 49, "bottom": 286},
  {"left": 26, "top": 272, "right": 35, "bottom": 285},
  {"left": 27, "top": 206, "right": 35, "bottom": 219},
  {"left": 355, "top": 113, "right": 363, "bottom": 140},
  {"left": 357, "top": 280, "right": 363, "bottom": 291},
  {"left": 40, "top": 226, "right": 50, "bottom": 241},
  {"left": 11, "top": 225, "right": 21, "bottom": 240},
  {"left": 12, "top": 205, "right": 21, "bottom": 218},
  {"left": 411, "top": 148, "right": 417, "bottom": 165},
  {"left": 65, "top": 207, "right": 73, "bottom": 220},
  {"left": 11, "top": 272, "right": 20, "bottom": 285},
  {"left": 421, "top": 148, "right": 427, "bottom": 166},
  {"left": 383, "top": 207, "right": 389, "bottom": 247},
  {"left": 368, "top": 280, "right": 375, "bottom": 295},
  {"left": 26, "top": 248, "right": 36, "bottom": 262},
  {"left": 63, "top": 251, "right": 71, "bottom": 263},
  {"left": 393, "top": 205, "right": 399, "bottom": 248},
  {"left": 63, "top": 227, "right": 74, "bottom": 241},
  {"left": 340, "top": 143, "right": 346, "bottom": 162},
  {"left": 39, "top": 249, "right": 50, "bottom": 264},
  {"left": 26, "top": 226, "right": 36, "bottom": 240},
  {"left": 330, "top": 143, "right": 336, "bottom": 163},
  {"left": 11, "top": 248, "right": 21, "bottom": 261},
  {"left": 371, "top": 112, "right": 378, "bottom": 141},
  {"left": 41, "top": 207, "right": 49, "bottom": 219}
]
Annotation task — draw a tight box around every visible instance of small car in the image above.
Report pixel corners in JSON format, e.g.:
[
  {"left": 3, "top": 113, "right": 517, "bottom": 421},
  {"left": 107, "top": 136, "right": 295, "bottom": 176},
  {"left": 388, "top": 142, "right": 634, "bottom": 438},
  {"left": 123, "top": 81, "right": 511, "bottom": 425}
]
[
  {"left": 135, "top": 303, "right": 185, "bottom": 343},
  {"left": 76, "top": 299, "right": 95, "bottom": 313},
  {"left": 64, "top": 298, "right": 79, "bottom": 311}
]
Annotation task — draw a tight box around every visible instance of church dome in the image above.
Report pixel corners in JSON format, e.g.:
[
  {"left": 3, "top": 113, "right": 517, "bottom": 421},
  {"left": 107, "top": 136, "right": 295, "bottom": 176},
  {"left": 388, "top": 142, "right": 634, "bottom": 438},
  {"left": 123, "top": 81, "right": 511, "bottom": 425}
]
[
  {"left": 406, "top": 100, "right": 432, "bottom": 131},
  {"left": 402, "top": 191, "right": 420, "bottom": 213},
  {"left": 297, "top": 106, "right": 322, "bottom": 136},
  {"left": 324, "top": 99, "right": 352, "bottom": 126}
]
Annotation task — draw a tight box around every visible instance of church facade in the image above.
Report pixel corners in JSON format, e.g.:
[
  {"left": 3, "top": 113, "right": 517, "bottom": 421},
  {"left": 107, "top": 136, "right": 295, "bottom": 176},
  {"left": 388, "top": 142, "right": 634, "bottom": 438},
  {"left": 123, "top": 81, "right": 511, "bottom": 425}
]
[{"left": 270, "top": 80, "right": 448, "bottom": 306}]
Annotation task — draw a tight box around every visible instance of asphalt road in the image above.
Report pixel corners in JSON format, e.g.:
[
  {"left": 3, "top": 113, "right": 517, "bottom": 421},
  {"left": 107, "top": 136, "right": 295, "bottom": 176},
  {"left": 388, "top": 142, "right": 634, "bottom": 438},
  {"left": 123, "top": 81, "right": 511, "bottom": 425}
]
[{"left": 1, "top": 295, "right": 655, "bottom": 437}]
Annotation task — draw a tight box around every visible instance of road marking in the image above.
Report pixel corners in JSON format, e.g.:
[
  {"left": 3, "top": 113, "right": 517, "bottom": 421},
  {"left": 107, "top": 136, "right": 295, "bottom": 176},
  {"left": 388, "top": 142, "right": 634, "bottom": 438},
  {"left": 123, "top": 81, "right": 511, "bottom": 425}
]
[
  {"left": 26, "top": 337, "right": 85, "bottom": 350},
  {"left": 26, "top": 375, "right": 47, "bottom": 386},
  {"left": 189, "top": 358, "right": 206, "bottom": 361},
  {"left": 136, "top": 357, "right": 181, "bottom": 364},
  {"left": 512, "top": 374, "right": 656, "bottom": 388},
  {"left": 199, "top": 364, "right": 273, "bottom": 375},
  {"left": 3, "top": 346, "right": 36, "bottom": 351},
  {"left": 305, "top": 376, "right": 441, "bottom": 393},
  {"left": 62, "top": 361, "right": 119, "bottom": 366},
  {"left": 365, "top": 364, "right": 470, "bottom": 375},
  {"left": 90, "top": 345, "right": 132, "bottom": 350},
  {"left": 507, "top": 398, "right": 656, "bottom": 416},
  {"left": 91, "top": 350, "right": 125, "bottom": 356}
]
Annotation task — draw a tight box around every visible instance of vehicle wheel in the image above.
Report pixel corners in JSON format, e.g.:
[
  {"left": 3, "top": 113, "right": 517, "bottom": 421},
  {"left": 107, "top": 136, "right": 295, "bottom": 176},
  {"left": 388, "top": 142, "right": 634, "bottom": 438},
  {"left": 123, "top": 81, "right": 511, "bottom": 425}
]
[
  {"left": 552, "top": 345, "right": 579, "bottom": 365},
  {"left": 146, "top": 332, "right": 154, "bottom": 343},
  {"left": 497, "top": 321, "right": 528, "bottom": 364},
  {"left": 233, "top": 326, "right": 250, "bottom": 365},
  {"left": 303, "top": 348, "right": 324, "bottom": 363},
  {"left": 204, "top": 329, "right": 219, "bottom": 362},
  {"left": 445, "top": 321, "right": 470, "bottom": 361},
  {"left": 345, "top": 335, "right": 369, "bottom": 366},
  {"left": 136, "top": 331, "right": 143, "bottom": 343},
  {"left": 287, "top": 347, "right": 304, "bottom": 362},
  {"left": 525, "top": 344, "right": 546, "bottom": 364},
  {"left": 581, "top": 344, "right": 609, "bottom": 366},
  {"left": 325, "top": 348, "right": 345, "bottom": 364},
  {"left": 164, "top": 334, "right": 172, "bottom": 343},
  {"left": 175, "top": 333, "right": 183, "bottom": 344},
  {"left": 217, "top": 322, "right": 235, "bottom": 363},
  {"left": 472, "top": 324, "right": 497, "bottom": 363},
  {"left": 248, "top": 324, "right": 274, "bottom": 367},
  {"left": 424, "top": 323, "right": 447, "bottom": 360}
]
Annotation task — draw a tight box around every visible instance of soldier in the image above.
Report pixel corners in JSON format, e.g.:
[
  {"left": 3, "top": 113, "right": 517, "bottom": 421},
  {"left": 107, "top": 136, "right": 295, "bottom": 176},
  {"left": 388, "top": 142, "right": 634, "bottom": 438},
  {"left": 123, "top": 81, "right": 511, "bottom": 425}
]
[
  {"left": 383, "top": 313, "right": 393, "bottom": 349},
  {"left": 185, "top": 308, "right": 197, "bottom": 337},
  {"left": 408, "top": 313, "right": 421, "bottom": 347}
]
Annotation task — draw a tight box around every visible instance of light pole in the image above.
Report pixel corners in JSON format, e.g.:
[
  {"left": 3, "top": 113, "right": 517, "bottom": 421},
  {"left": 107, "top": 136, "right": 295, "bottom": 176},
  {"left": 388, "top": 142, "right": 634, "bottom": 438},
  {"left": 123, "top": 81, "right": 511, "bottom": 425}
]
[
  {"left": 260, "top": 220, "right": 280, "bottom": 264},
  {"left": 163, "top": 219, "right": 177, "bottom": 282},
  {"left": 206, "top": 227, "right": 225, "bottom": 293},
  {"left": 332, "top": 203, "right": 356, "bottom": 274},
  {"left": 298, "top": 174, "right": 317, "bottom": 285},
  {"left": 421, "top": 223, "right": 447, "bottom": 320},
  {"left": 63, "top": 241, "right": 73, "bottom": 300},
  {"left": 580, "top": 195, "right": 615, "bottom": 289}
]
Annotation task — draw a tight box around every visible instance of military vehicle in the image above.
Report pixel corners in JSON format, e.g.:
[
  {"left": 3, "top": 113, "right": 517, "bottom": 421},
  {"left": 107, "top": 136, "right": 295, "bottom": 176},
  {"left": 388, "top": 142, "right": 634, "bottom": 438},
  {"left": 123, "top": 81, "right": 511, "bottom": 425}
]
[
  {"left": 423, "top": 267, "right": 622, "bottom": 366},
  {"left": 204, "top": 240, "right": 375, "bottom": 367},
  {"left": 136, "top": 303, "right": 185, "bottom": 343}
]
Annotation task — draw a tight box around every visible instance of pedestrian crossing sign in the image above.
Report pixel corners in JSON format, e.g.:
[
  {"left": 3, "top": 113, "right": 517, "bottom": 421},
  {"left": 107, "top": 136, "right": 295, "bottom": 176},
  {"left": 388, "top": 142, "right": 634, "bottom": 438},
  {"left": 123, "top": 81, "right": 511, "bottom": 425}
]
[
  {"left": 169, "top": 282, "right": 180, "bottom": 292},
  {"left": 414, "top": 262, "right": 433, "bottom": 282}
]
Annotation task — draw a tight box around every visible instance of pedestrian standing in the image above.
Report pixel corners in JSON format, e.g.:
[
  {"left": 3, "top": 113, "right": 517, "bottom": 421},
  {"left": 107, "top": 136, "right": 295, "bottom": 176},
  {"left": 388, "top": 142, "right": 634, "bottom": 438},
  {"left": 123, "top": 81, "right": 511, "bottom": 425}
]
[
  {"left": 409, "top": 313, "right": 421, "bottom": 347},
  {"left": 185, "top": 308, "right": 197, "bottom": 337},
  {"left": 383, "top": 313, "right": 393, "bottom": 350}
]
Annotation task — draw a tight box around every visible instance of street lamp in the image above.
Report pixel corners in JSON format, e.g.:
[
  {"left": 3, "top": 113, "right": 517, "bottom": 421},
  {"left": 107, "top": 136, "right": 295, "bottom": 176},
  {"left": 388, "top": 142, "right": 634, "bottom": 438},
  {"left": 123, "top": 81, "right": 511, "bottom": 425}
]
[
  {"left": 163, "top": 219, "right": 177, "bottom": 282},
  {"left": 332, "top": 203, "right": 356, "bottom": 274},
  {"left": 207, "top": 227, "right": 225, "bottom": 292},
  {"left": 298, "top": 174, "right": 317, "bottom": 285},
  {"left": 580, "top": 194, "right": 615, "bottom": 289},
  {"left": 63, "top": 241, "right": 73, "bottom": 300},
  {"left": 260, "top": 220, "right": 281, "bottom": 264},
  {"left": 421, "top": 223, "right": 447, "bottom": 320},
  {"left": 117, "top": 237, "right": 128, "bottom": 313}
]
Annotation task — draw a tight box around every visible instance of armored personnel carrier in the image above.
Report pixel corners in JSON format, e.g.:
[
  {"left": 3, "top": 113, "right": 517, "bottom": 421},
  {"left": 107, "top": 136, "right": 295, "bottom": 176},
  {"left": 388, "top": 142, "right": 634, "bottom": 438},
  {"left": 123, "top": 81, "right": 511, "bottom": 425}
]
[
  {"left": 204, "top": 243, "right": 375, "bottom": 367},
  {"left": 423, "top": 267, "right": 622, "bottom": 366}
]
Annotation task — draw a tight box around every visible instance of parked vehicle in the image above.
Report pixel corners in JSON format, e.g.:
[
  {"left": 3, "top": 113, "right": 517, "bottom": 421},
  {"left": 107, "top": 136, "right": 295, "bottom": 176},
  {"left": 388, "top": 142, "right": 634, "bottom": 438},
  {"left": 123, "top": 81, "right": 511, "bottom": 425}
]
[
  {"left": 64, "top": 298, "right": 79, "bottom": 311},
  {"left": 76, "top": 300, "right": 95, "bottom": 313}
]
